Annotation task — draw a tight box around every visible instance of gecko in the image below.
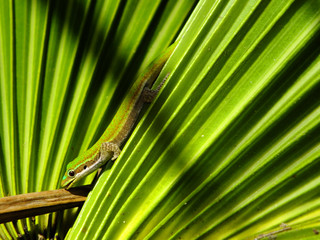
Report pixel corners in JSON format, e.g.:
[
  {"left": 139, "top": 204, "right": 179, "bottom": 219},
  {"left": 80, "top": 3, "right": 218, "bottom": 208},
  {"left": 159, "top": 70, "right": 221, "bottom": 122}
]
[{"left": 61, "top": 43, "right": 176, "bottom": 189}]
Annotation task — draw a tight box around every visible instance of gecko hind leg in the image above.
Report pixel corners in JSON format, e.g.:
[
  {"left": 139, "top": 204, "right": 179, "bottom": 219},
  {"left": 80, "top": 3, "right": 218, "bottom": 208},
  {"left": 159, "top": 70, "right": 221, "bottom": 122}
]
[
  {"left": 100, "top": 142, "right": 121, "bottom": 161},
  {"left": 142, "top": 73, "right": 170, "bottom": 103}
]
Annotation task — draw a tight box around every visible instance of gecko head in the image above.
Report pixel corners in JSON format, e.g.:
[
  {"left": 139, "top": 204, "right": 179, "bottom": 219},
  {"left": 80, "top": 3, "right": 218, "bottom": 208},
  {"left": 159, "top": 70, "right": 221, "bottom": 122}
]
[
  {"left": 61, "top": 163, "right": 79, "bottom": 189},
  {"left": 61, "top": 155, "right": 90, "bottom": 189},
  {"left": 61, "top": 152, "right": 103, "bottom": 189}
]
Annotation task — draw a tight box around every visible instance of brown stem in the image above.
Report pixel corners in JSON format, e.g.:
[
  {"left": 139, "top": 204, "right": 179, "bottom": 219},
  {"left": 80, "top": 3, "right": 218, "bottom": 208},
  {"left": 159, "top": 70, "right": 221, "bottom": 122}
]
[{"left": 0, "top": 185, "right": 92, "bottom": 223}]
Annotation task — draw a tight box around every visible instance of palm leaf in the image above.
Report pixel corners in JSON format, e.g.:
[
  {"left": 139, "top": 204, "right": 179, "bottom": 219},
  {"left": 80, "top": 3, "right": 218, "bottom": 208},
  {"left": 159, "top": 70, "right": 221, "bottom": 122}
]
[{"left": 0, "top": 0, "right": 319, "bottom": 239}]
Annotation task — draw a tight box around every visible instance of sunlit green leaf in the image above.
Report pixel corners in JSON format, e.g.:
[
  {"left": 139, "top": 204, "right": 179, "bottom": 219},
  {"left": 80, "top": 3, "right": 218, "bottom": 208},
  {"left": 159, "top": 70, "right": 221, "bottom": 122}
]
[{"left": 0, "top": 0, "right": 319, "bottom": 239}]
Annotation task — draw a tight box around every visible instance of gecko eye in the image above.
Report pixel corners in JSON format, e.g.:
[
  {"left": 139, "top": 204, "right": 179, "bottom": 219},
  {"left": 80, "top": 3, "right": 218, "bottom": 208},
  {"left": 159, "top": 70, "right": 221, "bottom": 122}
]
[
  {"left": 83, "top": 165, "right": 87, "bottom": 170},
  {"left": 68, "top": 170, "right": 75, "bottom": 177}
]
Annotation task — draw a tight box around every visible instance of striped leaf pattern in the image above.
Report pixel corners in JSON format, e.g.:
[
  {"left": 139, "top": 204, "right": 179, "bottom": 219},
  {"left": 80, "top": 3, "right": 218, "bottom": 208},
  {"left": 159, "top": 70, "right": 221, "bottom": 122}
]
[{"left": 0, "top": 0, "right": 319, "bottom": 239}]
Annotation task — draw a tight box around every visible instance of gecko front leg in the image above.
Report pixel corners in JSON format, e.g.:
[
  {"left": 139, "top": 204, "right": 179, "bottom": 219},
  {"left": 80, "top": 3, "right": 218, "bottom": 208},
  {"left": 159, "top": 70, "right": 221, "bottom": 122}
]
[{"left": 100, "top": 142, "right": 121, "bottom": 161}]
